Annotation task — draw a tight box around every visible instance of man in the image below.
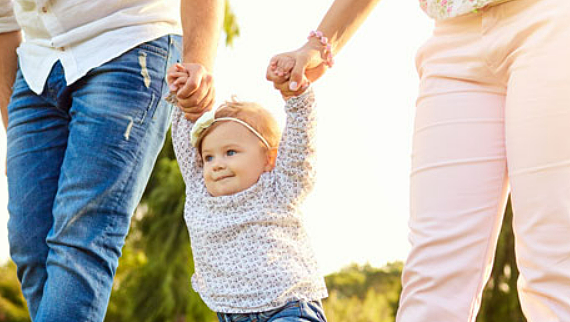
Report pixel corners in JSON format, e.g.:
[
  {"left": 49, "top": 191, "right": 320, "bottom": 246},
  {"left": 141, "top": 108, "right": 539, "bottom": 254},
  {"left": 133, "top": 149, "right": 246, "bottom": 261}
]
[{"left": 0, "top": 1, "right": 222, "bottom": 321}]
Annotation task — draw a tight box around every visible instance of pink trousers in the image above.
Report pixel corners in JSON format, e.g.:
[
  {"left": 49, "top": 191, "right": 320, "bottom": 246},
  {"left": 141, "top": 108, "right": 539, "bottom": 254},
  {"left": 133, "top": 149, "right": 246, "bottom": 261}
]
[{"left": 397, "top": 0, "right": 570, "bottom": 321}]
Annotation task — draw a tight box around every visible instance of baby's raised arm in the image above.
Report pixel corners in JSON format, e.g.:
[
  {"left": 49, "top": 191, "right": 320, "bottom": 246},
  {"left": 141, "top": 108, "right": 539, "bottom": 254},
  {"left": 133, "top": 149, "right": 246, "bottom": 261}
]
[
  {"left": 170, "top": 97, "right": 207, "bottom": 194},
  {"left": 272, "top": 88, "right": 317, "bottom": 205}
]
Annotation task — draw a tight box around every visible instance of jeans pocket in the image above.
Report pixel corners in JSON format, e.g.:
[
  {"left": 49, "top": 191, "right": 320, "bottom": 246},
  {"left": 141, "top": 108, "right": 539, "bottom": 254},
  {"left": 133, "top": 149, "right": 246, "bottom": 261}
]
[{"left": 136, "top": 36, "right": 169, "bottom": 59}]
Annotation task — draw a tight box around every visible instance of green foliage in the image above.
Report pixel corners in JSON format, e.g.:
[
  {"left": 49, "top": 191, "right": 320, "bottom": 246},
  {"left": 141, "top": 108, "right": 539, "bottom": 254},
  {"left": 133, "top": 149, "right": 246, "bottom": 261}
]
[
  {"left": 323, "top": 262, "right": 402, "bottom": 322},
  {"left": 223, "top": 1, "right": 240, "bottom": 47},
  {"left": 0, "top": 261, "right": 30, "bottom": 322},
  {"left": 476, "top": 197, "right": 526, "bottom": 322}
]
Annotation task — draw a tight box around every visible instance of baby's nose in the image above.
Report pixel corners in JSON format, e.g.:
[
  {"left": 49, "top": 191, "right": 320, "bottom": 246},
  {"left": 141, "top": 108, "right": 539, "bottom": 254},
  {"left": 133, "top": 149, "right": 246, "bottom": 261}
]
[{"left": 212, "top": 160, "right": 226, "bottom": 171}]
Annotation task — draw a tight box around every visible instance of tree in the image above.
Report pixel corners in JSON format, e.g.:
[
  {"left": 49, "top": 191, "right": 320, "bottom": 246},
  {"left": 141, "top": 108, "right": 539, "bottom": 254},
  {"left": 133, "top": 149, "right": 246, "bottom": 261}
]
[
  {"left": 477, "top": 196, "right": 526, "bottom": 322},
  {"left": 0, "top": 261, "right": 29, "bottom": 322},
  {"left": 324, "top": 262, "right": 403, "bottom": 321}
]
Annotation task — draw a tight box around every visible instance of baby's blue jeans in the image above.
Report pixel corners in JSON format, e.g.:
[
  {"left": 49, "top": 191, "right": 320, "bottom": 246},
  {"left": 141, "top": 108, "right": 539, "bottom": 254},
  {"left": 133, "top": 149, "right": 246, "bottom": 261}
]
[
  {"left": 217, "top": 300, "right": 328, "bottom": 322},
  {"left": 6, "top": 35, "right": 181, "bottom": 322}
]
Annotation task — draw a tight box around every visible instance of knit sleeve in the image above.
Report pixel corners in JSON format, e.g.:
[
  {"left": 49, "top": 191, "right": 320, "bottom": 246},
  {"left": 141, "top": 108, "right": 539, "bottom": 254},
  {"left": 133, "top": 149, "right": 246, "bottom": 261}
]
[
  {"left": 272, "top": 87, "right": 317, "bottom": 205},
  {"left": 0, "top": 1, "right": 20, "bottom": 33},
  {"left": 171, "top": 107, "right": 205, "bottom": 192}
]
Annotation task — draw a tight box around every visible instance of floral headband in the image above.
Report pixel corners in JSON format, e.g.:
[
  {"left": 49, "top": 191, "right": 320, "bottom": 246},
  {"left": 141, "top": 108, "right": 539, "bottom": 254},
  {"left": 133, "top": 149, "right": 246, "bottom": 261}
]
[{"left": 190, "top": 109, "right": 271, "bottom": 149}]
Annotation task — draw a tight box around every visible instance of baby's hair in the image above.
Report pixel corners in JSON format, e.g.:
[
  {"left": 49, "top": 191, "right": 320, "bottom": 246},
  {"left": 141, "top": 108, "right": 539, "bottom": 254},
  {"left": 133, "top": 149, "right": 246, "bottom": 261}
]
[{"left": 197, "top": 98, "right": 281, "bottom": 154}]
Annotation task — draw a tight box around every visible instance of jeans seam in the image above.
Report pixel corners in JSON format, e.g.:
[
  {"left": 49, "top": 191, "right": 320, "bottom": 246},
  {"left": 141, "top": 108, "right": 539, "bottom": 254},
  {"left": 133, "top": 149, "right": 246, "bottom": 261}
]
[
  {"left": 137, "top": 42, "right": 168, "bottom": 58},
  {"left": 102, "top": 33, "right": 176, "bottom": 260}
]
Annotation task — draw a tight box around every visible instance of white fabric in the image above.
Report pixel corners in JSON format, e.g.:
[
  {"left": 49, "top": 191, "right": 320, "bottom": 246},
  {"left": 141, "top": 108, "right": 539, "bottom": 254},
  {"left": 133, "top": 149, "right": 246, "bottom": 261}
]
[
  {"left": 171, "top": 88, "right": 328, "bottom": 313},
  {"left": 0, "top": 0, "right": 182, "bottom": 94},
  {"left": 421, "top": 0, "right": 519, "bottom": 20},
  {"left": 191, "top": 112, "right": 272, "bottom": 148}
]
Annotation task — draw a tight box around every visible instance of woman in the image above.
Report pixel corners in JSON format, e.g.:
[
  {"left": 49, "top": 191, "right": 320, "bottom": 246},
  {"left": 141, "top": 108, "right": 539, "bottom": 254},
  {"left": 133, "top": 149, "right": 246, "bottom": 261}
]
[{"left": 267, "top": 0, "right": 570, "bottom": 321}]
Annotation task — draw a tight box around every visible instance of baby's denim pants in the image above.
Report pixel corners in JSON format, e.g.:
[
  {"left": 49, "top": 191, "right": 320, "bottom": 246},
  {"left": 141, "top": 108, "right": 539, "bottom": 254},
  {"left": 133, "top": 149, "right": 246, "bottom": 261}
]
[{"left": 216, "top": 300, "right": 328, "bottom": 322}]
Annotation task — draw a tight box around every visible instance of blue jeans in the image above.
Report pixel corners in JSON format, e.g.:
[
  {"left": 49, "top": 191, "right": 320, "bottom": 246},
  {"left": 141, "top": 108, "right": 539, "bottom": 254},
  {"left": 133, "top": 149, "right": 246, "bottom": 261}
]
[
  {"left": 6, "top": 35, "right": 181, "bottom": 322},
  {"left": 217, "top": 301, "right": 328, "bottom": 322}
]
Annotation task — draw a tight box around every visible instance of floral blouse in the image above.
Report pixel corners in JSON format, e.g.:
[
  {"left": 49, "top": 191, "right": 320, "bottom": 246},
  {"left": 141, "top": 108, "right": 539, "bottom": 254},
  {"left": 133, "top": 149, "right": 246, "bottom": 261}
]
[{"left": 420, "top": 0, "right": 517, "bottom": 20}]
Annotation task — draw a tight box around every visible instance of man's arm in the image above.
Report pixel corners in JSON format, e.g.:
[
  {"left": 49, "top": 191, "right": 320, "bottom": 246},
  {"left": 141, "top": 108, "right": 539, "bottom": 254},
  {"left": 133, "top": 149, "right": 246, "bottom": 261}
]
[
  {"left": 0, "top": 30, "right": 21, "bottom": 130},
  {"left": 172, "top": 0, "right": 224, "bottom": 120},
  {"left": 181, "top": 0, "right": 224, "bottom": 71}
]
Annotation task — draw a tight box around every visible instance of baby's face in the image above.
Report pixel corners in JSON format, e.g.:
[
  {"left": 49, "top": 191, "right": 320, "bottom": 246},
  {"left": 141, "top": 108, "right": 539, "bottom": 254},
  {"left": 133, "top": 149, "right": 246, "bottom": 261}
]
[{"left": 201, "top": 121, "right": 273, "bottom": 197}]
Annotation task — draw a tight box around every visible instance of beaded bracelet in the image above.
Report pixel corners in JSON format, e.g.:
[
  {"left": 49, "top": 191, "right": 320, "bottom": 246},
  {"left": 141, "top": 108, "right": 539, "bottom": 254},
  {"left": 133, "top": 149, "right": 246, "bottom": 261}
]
[{"left": 308, "top": 30, "right": 334, "bottom": 68}]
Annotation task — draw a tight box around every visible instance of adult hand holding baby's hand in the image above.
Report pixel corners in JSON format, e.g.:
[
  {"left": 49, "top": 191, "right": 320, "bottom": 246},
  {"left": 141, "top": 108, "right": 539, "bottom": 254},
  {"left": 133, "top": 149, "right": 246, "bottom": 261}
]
[
  {"left": 266, "top": 55, "right": 311, "bottom": 99},
  {"left": 167, "top": 63, "right": 215, "bottom": 122},
  {"left": 266, "top": 41, "right": 329, "bottom": 97}
]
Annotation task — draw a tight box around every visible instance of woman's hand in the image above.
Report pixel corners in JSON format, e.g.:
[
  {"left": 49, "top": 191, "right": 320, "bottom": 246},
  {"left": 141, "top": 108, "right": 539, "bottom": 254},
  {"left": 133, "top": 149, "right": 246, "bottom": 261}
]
[
  {"left": 266, "top": 55, "right": 308, "bottom": 99},
  {"left": 266, "top": 40, "right": 329, "bottom": 96}
]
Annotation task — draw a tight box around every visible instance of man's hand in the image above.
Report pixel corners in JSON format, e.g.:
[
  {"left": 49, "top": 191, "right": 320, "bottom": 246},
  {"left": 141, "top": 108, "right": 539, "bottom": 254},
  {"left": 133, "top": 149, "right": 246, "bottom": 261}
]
[{"left": 166, "top": 63, "right": 215, "bottom": 122}]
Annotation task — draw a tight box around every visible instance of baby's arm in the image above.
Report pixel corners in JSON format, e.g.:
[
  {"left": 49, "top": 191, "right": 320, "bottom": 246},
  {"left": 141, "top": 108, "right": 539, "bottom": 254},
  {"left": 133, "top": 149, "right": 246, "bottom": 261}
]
[
  {"left": 170, "top": 94, "right": 206, "bottom": 193},
  {"left": 272, "top": 87, "right": 317, "bottom": 205}
]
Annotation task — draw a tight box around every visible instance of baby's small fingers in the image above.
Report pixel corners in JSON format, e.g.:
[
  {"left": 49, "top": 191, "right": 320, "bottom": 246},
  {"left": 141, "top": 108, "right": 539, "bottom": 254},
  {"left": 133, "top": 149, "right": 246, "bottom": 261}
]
[
  {"left": 269, "top": 70, "right": 289, "bottom": 85},
  {"left": 167, "top": 72, "right": 188, "bottom": 84},
  {"left": 276, "top": 55, "right": 295, "bottom": 67},
  {"left": 266, "top": 65, "right": 288, "bottom": 83},
  {"left": 169, "top": 76, "right": 188, "bottom": 91},
  {"left": 174, "top": 76, "right": 187, "bottom": 87}
]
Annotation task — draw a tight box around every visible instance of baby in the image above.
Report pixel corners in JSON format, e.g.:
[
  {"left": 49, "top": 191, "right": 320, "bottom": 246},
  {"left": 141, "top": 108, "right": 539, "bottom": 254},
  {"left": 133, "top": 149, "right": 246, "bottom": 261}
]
[{"left": 168, "top": 64, "right": 328, "bottom": 322}]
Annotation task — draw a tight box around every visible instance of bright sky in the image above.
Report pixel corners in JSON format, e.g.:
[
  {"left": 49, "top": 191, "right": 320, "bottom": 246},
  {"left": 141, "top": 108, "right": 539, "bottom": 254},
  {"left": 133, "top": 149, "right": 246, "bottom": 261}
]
[{"left": 0, "top": 1, "right": 433, "bottom": 275}]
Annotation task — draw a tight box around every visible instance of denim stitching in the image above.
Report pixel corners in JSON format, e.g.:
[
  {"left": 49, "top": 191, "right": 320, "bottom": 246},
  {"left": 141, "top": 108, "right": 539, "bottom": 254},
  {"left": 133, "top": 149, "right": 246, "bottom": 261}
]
[{"left": 137, "top": 42, "right": 168, "bottom": 58}]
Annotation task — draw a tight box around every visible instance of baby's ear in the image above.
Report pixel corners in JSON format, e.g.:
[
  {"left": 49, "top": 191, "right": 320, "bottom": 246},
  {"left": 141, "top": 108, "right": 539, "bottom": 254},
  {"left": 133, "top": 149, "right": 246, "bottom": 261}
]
[{"left": 265, "top": 147, "right": 278, "bottom": 171}]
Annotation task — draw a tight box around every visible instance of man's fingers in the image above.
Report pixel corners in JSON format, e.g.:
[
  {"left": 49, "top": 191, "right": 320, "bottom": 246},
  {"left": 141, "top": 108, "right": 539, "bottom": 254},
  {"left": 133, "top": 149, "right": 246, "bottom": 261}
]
[
  {"left": 199, "top": 84, "right": 215, "bottom": 111},
  {"left": 177, "top": 75, "right": 201, "bottom": 98},
  {"left": 177, "top": 74, "right": 212, "bottom": 108},
  {"left": 184, "top": 111, "right": 203, "bottom": 122},
  {"left": 177, "top": 64, "right": 208, "bottom": 99},
  {"left": 181, "top": 81, "right": 214, "bottom": 115}
]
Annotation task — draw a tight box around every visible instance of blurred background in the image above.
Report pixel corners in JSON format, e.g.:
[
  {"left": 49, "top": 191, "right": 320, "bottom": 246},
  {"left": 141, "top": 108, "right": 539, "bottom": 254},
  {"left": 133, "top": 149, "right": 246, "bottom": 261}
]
[{"left": 0, "top": 1, "right": 526, "bottom": 321}]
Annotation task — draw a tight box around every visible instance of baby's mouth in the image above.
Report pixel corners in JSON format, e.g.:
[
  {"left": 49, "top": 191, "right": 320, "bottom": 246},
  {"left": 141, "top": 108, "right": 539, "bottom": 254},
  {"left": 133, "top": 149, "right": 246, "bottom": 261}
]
[{"left": 214, "top": 174, "right": 233, "bottom": 182}]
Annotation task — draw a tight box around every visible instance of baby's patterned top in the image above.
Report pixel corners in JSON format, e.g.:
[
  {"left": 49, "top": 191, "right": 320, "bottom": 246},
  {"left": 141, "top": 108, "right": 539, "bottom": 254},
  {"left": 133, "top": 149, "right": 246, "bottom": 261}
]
[
  {"left": 171, "top": 88, "right": 328, "bottom": 313},
  {"left": 421, "top": 0, "right": 517, "bottom": 20}
]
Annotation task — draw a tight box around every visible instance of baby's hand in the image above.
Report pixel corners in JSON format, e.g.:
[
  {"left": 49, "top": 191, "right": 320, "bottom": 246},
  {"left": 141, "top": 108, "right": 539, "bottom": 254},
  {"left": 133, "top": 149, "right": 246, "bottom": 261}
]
[
  {"left": 166, "top": 63, "right": 189, "bottom": 98},
  {"left": 266, "top": 55, "right": 309, "bottom": 99}
]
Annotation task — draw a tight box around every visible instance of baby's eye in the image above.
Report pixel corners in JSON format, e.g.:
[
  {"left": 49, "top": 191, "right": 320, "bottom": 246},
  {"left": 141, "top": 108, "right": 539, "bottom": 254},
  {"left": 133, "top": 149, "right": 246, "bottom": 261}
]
[
  {"left": 203, "top": 155, "right": 213, "bottom": 162},
  {"left": 226, "top": 150, "right": 237, "bottom": 156}
]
